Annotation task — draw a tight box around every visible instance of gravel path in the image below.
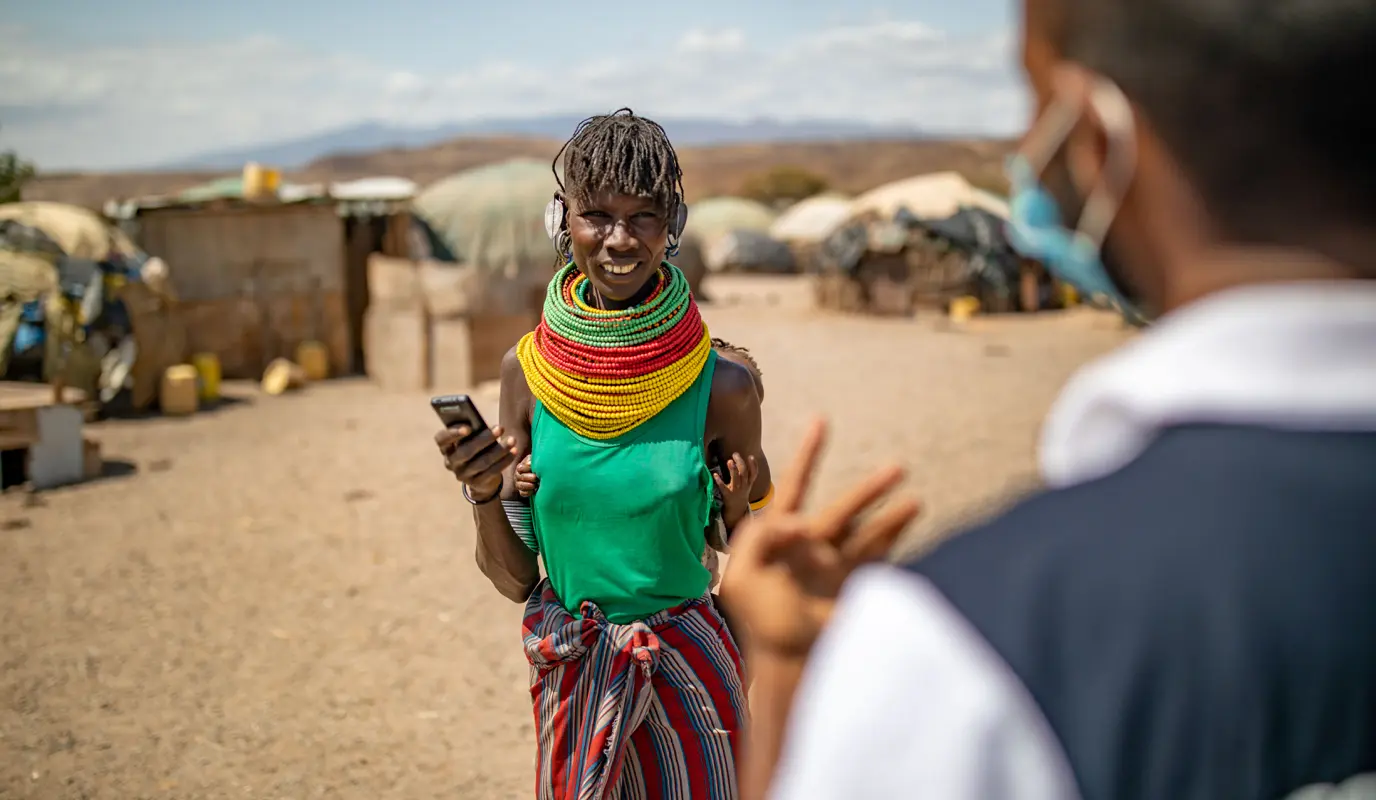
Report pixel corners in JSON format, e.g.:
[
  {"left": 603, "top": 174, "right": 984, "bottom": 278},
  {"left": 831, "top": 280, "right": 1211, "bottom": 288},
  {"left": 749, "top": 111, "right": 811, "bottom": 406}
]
[{"left": 1, "top": 277, "right": 1133, "bottom": 798}]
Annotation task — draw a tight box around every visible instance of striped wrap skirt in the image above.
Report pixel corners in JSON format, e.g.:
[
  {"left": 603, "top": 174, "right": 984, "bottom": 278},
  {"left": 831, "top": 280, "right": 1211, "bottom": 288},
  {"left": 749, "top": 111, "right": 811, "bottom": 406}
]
[{"left": 522, "top": 579, "right": 748, "bottom": 799}]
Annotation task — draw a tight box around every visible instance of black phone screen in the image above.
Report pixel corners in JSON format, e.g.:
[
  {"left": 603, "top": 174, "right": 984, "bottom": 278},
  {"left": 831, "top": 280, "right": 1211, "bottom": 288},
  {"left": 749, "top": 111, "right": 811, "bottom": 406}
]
[{"left": 430, "top": 395, "right": 489, "bottom": 438}]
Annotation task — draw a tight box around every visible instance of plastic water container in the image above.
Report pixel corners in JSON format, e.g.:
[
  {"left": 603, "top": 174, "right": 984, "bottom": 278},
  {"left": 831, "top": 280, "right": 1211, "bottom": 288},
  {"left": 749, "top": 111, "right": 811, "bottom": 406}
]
[
  {"left": 261, "top": 358, "right": 306, "bottom": 396},
  {"left": 242, "top": 162, "right": 281, "bottom": 199},
  {"left": 949, "top": 295, "right": 981, "bottom": 323},
  {"left": 295, "top": 340, "right": 330, "bottom": 382},
  {"left": 160, "top": 365, "right": 200, "bottom": 416},
  {"left": 191, "top": 352, "right": 221, "bottom": 402}
]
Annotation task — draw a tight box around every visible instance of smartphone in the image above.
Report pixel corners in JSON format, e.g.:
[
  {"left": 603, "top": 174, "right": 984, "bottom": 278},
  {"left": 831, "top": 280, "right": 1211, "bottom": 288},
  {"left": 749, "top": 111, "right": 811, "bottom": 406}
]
[{"left": 430, "top": 394, "right": 489, "bottom": 441}]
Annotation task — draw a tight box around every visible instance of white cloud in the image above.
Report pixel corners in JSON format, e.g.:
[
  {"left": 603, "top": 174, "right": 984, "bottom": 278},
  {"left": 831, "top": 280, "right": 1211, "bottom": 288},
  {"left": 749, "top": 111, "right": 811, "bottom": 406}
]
[
  {"left": 385, "top": 71, "right": 425, "bottom": 94},
  {"left": 0, "top": 21, "right": 1026, "bottom": 171},
  {"left": 677, "top": 28, "right": 747, "bottom": 55},
  {"left": 800, "top": 20, "right": 942, "bottom": 52}
]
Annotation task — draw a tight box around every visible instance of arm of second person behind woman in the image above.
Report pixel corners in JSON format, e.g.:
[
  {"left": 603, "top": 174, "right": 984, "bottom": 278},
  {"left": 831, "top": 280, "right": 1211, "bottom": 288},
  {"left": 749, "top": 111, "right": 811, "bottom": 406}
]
[
  {"left": 471, "top": 347, "right": 541, "bottom": 602},
  {"left": 710, "top": 358, "right": 772, "bottom": 534}
]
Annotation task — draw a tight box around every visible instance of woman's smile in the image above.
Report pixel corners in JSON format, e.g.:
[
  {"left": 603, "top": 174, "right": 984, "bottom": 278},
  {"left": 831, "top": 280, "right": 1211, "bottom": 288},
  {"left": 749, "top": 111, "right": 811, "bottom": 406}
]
[
  {"left": 590, "top": 256, "right": 657, "bottom": 296},
  {"left": 601, "top": 260, "right": 640, "bottom": 276}
]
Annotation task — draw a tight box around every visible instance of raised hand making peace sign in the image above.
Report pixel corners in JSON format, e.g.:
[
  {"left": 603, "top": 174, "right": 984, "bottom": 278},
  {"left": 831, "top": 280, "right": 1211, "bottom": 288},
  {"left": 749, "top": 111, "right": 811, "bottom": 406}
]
[{"left": 718, "top": 418, "right": 922, "bottom": 660}]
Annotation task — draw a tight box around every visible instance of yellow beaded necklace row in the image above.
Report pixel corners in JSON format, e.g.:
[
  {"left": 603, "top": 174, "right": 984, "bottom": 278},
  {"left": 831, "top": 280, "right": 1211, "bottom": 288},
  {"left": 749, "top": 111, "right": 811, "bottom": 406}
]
[{"left": 516, "top": 263, "right": 711, "bottom": 440}]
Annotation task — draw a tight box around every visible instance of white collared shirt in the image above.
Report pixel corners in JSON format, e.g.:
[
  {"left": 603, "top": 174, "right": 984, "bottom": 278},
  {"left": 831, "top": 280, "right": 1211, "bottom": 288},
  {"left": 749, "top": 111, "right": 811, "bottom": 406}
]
[
  {"left": 769, "top": 282, "right": 1376, "bottom": 800},
  {"left": 1040, "top": 282, "right": 1376, "bottom": 488}
]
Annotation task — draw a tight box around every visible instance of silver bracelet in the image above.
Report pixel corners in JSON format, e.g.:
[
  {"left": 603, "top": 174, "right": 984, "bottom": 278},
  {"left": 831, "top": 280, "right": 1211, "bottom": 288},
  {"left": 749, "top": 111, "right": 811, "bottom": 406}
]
[{"left": 463, "top": 483, "right": 500, "bottom": 505}]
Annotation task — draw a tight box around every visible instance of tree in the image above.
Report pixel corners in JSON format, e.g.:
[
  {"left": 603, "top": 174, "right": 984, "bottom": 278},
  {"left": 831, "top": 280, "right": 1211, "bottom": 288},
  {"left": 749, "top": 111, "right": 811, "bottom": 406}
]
[
  {"left": 739, "top": 166, "right": 829, "bottom": 209},
  {"left": 1, "top": 126, "right": 36, "bottom": 204}
]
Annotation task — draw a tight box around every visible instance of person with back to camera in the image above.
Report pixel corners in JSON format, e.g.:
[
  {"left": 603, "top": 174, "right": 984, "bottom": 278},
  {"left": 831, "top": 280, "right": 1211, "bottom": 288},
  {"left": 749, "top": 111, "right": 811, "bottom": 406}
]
[
  {"left": 434, "top": 108, "right": 773, "bottom": 800},
  {"left": 709, "top": 0, "right": 1376, "bottom": 797}
]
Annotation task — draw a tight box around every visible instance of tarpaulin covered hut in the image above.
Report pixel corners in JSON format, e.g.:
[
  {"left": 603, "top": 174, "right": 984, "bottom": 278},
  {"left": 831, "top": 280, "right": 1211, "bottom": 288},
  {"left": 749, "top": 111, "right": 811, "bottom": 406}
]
[{"left": 769, "top": 194, "right": 853, "bottom": 245}]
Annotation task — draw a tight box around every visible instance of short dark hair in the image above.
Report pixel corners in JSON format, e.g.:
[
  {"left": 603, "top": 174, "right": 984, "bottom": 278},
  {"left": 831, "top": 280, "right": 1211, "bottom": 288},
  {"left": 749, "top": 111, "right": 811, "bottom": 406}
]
[
  {"left": 1055, "top": 0, "right": 1376, "bottom": 243},
  {"left": 553, "top": 108, "right": 685, "bottom": 215},
  {"left": 711, "top": 338, "right": 764, "bottom": 401}
]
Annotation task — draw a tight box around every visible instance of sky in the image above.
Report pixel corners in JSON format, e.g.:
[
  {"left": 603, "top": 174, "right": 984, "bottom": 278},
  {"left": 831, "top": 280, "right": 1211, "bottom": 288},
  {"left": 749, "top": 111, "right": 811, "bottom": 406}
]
[{"left": 0, "top": 0, "right": 1028, "bottom": 171}]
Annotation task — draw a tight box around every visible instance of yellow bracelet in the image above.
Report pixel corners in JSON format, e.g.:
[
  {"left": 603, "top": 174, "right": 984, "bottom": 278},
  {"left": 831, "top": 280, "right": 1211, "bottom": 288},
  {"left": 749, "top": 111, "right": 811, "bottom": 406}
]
[{"left": 749, "top": 483, "right": 775, "bottom": 513}]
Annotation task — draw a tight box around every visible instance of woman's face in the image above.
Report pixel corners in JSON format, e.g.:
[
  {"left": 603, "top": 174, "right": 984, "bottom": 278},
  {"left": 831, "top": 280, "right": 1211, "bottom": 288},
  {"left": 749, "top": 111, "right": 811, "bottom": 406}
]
[{"left": 567, "top": 190, "right": 670, "bottom": 304}]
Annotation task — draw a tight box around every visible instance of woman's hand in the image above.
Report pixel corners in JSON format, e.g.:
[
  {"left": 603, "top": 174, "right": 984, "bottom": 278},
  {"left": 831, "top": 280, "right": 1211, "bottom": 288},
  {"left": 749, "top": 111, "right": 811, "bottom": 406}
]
[
  {"left": 714, "top": 451, "right": 759, "bottom": 527},
  {"left": 434, "top": 425, "right": 518, "bottom": 500},
  {"left": 514, "top": 455, "right": 539, "bottom": 498},
  {"left": 717, "top": 418, "right": 921, "bottom": 660}
]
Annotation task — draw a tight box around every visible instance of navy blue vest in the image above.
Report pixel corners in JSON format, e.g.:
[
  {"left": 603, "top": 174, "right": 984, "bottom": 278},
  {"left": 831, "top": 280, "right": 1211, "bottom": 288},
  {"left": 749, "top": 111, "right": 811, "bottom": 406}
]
[{"left": 906, "top": 425, "right": 1376, "bottom": 800}]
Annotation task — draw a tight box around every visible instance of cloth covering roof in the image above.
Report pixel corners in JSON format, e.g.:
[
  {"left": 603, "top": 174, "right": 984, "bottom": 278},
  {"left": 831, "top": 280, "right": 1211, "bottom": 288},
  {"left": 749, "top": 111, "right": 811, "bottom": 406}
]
[
  {"left": 850, "top": 172, "right": 1009, "bottom": 222},
  {"left": 683, "top": 197, "right": 778, "bottom": 247},
  {"left": 411, "top": 159, "right": 558, "bottom": 279},
  {"left": 769, "top": 193, "right": 854, "bottom": 244},
  {"left": 0, "top": 201, "right": 138, "bottom": 262}
]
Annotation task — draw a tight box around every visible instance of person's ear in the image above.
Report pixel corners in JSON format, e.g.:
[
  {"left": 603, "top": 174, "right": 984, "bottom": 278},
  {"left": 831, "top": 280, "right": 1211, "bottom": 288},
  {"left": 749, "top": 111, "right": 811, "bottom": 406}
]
[
  {"left": 554, "top": 192, "right": 569, "bottom": 230},
  {"left": 1056, "top": 63, "right": 1138, "bottom": 245}
]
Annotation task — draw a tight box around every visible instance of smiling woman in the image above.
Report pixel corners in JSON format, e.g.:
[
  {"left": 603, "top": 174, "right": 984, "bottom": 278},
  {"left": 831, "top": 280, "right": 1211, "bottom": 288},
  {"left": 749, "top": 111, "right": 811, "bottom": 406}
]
[
  {"left": 546, "top": 110, "right": 689, "bottom": 301},
  {"left": 434, "top": 108, "right": 772, "bottom": 799}
]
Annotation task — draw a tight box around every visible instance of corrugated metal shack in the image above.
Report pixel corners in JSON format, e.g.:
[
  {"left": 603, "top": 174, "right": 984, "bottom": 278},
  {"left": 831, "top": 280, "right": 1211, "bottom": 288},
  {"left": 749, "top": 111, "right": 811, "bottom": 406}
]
[
  {"left": 113, "top": 176, "right": 415, "bottom": 380},
  {"left": 132, "top": 200, "right": 349, "bottom": 379}
]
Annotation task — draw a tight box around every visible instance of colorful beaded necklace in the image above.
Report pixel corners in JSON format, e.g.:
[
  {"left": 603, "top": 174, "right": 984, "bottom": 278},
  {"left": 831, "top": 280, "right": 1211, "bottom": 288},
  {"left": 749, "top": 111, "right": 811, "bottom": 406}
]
[{"left": 516, "top": 262, "right": 711, "bottom": 439}]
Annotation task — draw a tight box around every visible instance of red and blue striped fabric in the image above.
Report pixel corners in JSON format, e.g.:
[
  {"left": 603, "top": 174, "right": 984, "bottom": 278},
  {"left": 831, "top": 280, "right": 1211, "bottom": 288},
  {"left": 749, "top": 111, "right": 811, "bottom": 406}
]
[{"left": 522, "top": 580, "right": 747, "bottom": 799}]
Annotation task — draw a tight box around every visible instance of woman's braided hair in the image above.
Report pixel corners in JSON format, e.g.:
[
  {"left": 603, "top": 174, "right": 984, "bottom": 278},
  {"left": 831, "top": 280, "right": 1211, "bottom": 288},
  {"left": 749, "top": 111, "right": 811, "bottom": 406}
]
[{"left": 552, "top": 108, "right": 685, "bottom": 217}]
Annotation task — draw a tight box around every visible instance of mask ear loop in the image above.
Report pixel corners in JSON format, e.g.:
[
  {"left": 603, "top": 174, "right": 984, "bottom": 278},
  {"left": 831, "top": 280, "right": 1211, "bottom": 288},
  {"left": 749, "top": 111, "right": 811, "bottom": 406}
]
[
  {"left": 1020, "top": 94, "right": 1082, "bottom": 178},
  {"left": 1075, "top": 79, "right": 1138, "bottom": 251},
  {"left": 1016, "top": 78, "right": 1138, "bottom": 253}
]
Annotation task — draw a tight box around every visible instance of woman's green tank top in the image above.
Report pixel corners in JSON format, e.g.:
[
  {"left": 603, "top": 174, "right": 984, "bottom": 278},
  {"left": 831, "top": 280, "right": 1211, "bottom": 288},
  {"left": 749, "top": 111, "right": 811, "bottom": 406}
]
[{"left": 528, "top": 350, "right": 717, "bottom": 624}]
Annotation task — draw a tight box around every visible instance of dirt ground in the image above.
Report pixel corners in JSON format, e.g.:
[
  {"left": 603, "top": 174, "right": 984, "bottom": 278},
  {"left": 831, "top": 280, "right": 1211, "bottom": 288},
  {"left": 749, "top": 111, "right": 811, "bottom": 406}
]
[{"left": 0, "top": 276, "right": 1134, "bottom": 799}]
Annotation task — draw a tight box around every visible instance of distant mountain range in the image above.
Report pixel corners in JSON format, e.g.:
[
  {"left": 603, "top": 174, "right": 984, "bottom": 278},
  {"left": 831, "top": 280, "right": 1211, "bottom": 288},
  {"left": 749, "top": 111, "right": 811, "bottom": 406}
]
[{"left": 161, "top": 116, "right": 927, "bottom": 171}]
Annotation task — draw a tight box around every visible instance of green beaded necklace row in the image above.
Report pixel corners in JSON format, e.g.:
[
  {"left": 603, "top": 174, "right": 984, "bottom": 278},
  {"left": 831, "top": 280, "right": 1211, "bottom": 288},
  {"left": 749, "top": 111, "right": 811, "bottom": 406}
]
[{"left": 541, "top": 262, "right": 691, "bottom": 347}]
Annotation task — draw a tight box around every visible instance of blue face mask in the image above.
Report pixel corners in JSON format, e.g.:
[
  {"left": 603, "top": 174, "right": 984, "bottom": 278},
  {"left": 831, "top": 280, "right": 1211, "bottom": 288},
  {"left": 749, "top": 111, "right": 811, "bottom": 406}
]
[{"left": 1004, "top": 83, "right": 1143, "bottom": 319}]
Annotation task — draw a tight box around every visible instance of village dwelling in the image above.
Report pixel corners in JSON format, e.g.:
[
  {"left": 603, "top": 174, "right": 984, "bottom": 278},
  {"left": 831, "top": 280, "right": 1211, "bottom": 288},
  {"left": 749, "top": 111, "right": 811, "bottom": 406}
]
[{"left": 111, "top": 171, "right": 417, "bottom": 382}]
